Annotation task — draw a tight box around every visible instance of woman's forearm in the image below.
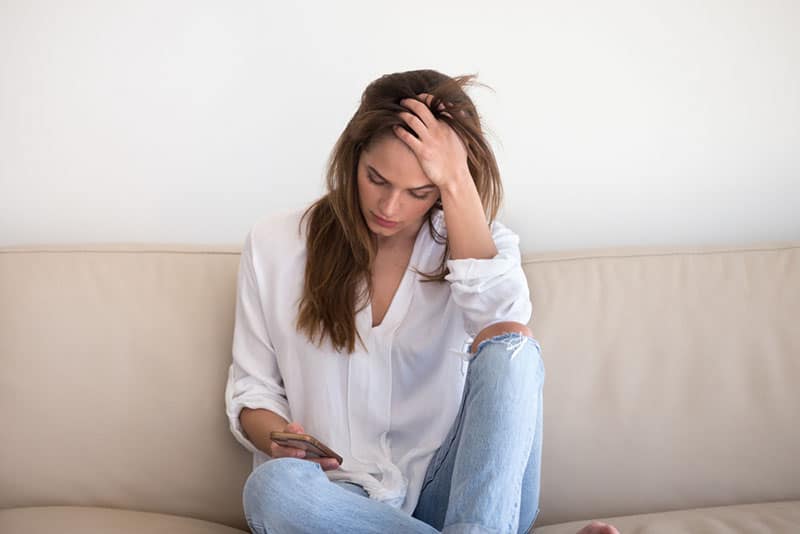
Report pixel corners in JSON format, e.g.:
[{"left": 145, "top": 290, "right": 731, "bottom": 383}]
[
  {"left": 239, "top": 407, "right": 289, "bottom": 456},
  {"left": 440, "top": 171, "right": 497, "bottom": 260}
]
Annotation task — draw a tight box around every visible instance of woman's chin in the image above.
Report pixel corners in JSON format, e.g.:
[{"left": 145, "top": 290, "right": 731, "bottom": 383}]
[
  {"left": 369, "top": 225, "right": 400, "bottom": 238},
  {"left": 368, "top": 221, "right": 414, "bottom": 242},
  {"left": 366, "top": 217, "right": 426, "bottom": 243}
]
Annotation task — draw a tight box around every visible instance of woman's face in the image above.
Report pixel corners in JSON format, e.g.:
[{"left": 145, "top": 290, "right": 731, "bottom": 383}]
[{"left": 357, "top": 135, "right": 440, "bottom": 243}]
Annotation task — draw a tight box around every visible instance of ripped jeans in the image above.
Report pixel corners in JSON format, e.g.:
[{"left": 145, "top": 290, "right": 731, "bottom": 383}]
[{"left": 243, "top": 333, "right": 545, "bottom": 534}]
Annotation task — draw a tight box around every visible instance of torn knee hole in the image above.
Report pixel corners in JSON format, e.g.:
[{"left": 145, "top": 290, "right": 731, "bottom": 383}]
[{"left": 471, "top": 322, "right": 532, "bottom": 354}]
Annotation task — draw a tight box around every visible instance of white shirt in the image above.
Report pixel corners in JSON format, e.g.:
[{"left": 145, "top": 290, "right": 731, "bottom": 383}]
[{"left": 225, "top": 207, "right": 531, "bottom": 514}]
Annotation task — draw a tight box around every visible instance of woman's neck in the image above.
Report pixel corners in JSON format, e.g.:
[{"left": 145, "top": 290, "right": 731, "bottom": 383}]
[{"left": 374, "top": 221, "right": 423, "bottom": 252}]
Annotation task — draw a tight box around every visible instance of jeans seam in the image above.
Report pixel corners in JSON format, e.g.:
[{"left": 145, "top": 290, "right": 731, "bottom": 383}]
[
  {"left": 246, "top": 516, "right": 269, "bottom": 534},
  {"left": 522, "top": 507, "right": 540, "bottom": 533},
  {"left": 419, "top": 380, "right": 470, "bottom": 495}
]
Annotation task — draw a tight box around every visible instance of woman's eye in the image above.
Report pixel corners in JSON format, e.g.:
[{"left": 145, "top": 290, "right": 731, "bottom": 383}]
[
  {"left": 368, "top": 174, "right": 386, "bottom": 186},
  {"left": 410, "top": 191, "right": 430, "bottom": 200}
]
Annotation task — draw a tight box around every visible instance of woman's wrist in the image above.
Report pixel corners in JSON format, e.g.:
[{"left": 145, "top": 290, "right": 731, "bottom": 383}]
[
  {"left": 438, "top": 168, "right": 474, "bottom": 199},
  {"left": 439, "top": 170, "right": 497, "bottom": 260},
  {"left": 240, "top": 407, "right": 290, "bottom": 455}
]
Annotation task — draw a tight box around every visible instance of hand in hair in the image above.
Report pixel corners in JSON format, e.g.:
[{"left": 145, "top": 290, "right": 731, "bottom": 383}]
[
  {"left": 395, "top": 93, "right": 496, "bottom": 260},
  {"left": 393, "top": 93, "right": 471, "bottom": 190}
]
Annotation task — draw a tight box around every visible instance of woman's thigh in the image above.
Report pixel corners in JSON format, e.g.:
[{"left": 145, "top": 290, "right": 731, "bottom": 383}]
[
  {"left": 244, "top": 458, "right": 437, "bottom": 534},
  {"left": 334, "top": 480, "right": 369, "bottom": 497}
]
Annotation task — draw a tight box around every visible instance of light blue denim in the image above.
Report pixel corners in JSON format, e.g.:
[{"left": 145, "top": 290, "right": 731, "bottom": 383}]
[{"left": 243, "top": 332, "right": 545, "bottom": 534}]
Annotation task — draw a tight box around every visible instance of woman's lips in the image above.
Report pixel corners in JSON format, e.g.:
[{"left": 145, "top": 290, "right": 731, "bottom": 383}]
[{"left": 372, "top": 212, "right": 398, "bottom": 228}]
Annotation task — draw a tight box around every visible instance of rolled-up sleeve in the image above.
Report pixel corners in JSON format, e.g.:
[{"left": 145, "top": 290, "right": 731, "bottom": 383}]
[
  {"left": 445, "top": 221, "right": 532, "bottom": 337},
  {"left": 224, "top": 230, "right": 291, "bottom": 455}
]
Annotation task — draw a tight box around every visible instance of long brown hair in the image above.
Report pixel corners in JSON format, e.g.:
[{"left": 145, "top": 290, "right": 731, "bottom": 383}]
[{"left": 297, "top": 69, "right": 503, "bottom": 353}]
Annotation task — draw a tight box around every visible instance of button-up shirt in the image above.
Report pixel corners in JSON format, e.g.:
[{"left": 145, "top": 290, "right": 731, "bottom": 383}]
[{"left": 225, "top": 207, "right": 531, "bottom": 513}]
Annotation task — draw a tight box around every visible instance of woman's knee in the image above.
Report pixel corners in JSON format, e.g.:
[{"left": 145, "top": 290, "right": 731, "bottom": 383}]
[
  {"left": 470, "top": 321, "right": 533, "bottom": 354},
  {"left": 468, "top": 322, "right": 543, "bottom": 386},
  {"left": 243, "top": 457, "right": 322, "bottom": 524}
]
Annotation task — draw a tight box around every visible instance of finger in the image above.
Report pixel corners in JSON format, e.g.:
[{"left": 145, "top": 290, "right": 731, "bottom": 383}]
[
  {"left": 308, "top": 457, "right": 340, "bottom": 471},
  {"left": 285, "top": 421, "right": 305, "bottom": 434},
  {"left": 417, "top": 92, "right": 435, "bottom": 107},
  {"left": 397, "top": 110, "right": 429, "bottom": 140},
  {"left": 418, "top": 92, "right": 450, "bottom": 114},
  {"left": 273, "top": 444, "right": 306, "bottom": 459},
  {"left": 392, "top": 124, "right": 423, "bottom": 153},
  {"left": 270, "top": 442, "right": 306, "bottom": 459},
  {"left": 400, "top": 97, "right": 436, "bottom": 128}
]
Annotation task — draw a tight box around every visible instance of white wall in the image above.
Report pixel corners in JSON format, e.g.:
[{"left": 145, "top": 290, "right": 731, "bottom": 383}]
[{"left": 1, "top": 0, "right": 798, "bottom": 252}]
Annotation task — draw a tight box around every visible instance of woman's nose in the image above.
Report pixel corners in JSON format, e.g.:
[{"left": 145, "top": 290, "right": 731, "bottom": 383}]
[{"left": 379, "top": 190, "right": 402, "bottom": 216}]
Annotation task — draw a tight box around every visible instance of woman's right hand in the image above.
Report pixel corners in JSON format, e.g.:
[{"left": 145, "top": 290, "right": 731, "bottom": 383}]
[{"left": 269, "top": 421, "right": 341, "bottom": 471}]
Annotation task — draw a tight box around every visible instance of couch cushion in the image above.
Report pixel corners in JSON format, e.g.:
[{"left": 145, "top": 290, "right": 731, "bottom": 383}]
[
  {"left": 0, "top": 506, "right": 247, "bottom": 533},
  {"left": 534, "top": 500, "right": 800, "bottom": 534}
]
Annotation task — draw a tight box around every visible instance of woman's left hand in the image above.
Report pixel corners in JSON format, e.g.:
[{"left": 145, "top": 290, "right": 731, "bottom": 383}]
[{"left": 393, "top": 93, "right": 471, "bottom": 189}]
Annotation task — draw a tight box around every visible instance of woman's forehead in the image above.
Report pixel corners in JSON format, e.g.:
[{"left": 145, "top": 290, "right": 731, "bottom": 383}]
[{"left": 361, "top": 137, "right": 432, "bottom": 188}]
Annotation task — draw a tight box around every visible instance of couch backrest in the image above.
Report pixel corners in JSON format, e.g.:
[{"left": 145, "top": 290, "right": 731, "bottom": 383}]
[
  {"left": 523, "top": 242, "right": 800, "bottom": 525},
  {"left": 0, "top": 245, "right": 252, "bottom": 530},
  {"left": 1, "top": 242, "right": 798, "bottom": 528}
]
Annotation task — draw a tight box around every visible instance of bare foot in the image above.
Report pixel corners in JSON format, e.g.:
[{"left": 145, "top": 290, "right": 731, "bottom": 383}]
[{"left": 575, "top": 520, "right": 620, "bottom": 534}]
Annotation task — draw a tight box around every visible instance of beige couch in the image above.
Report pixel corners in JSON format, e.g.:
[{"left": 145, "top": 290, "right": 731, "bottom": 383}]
[{"left": 1, "top": 240, "right": 798, "bottom": 533}]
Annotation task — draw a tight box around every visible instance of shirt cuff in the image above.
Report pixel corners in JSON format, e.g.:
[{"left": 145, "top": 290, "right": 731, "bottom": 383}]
[{"left": 445, "top": 254, "right": 516, "bottom": 292}]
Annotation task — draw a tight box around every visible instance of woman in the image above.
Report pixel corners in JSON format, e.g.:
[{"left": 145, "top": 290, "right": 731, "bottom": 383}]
[{"left": 225, "top": 69, "right": 619, "bottom": 534}]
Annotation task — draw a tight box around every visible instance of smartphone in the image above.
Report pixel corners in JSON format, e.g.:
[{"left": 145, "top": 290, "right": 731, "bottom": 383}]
[{"left": 270, "top": 431, "right": 343, "bottom": 465}]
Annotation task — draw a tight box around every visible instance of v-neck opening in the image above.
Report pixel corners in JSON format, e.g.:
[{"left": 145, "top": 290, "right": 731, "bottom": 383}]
[
  {"left": 370, "top": 264, "right": 411, "bottom": 331},
  {"left": 367, "top": 223, "right": 428, "bottom": 334}
]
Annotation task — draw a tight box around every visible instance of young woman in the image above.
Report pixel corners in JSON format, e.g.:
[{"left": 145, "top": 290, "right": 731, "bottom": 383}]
[{"left": 225, "top": 70, "right": 619, "bottom": 534}]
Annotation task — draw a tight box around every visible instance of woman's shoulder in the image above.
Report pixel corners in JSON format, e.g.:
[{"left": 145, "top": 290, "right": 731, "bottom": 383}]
[{"left": 247, "top": 208, "right": 308, "bottom": 251}]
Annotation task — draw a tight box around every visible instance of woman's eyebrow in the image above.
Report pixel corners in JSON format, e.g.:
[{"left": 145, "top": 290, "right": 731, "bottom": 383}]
[{"left": 368, "top": 165, "right": 437, "bottom": 191}]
